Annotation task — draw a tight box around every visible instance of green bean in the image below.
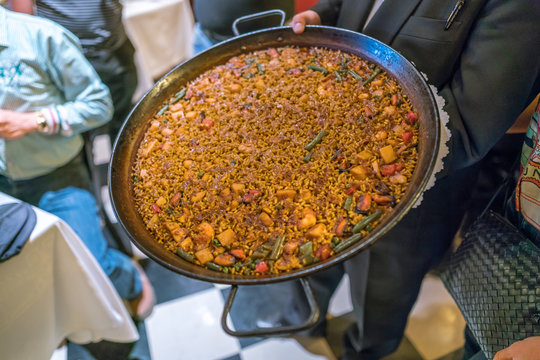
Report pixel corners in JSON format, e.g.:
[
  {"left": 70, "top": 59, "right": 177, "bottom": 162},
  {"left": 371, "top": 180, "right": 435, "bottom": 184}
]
[
  {"left": 269, "top": 235, "right": 286, "bottom": 260},
  {"left": 303, "top": 151, "right": 314, "bottom": 163},
  {"left": 205, "top": 262, "right": 223, "bottom": 272},
  {"left": 252, "top": 244, "right": 271, "bottom": 259},
  {"left": 304, "top": 130, "right": 328, "bottom": 151},
  {"left": 334, "top": 71, "right": 342, "bottom": 83},
  {"left": 133, "top": 176, "right": 140, "bottom": 183},
  {"left": 333, "top": 232, "right": 364, "bottom": 253},
  {"left": 307, "top": 65, "right": 329, "bottom": 75},
  {"left": 222, "top": 267, "right": 229, "bottom": 274},
  {"left": 352, "top": 209, "right": 382, "bottom": 234},
  {"left": 299, "top": 241, "right": 316, "bottom": 265},
  {"left": 257, "top": 63, "right": 265, "bottom": 75},
  {"left": 212, "top": 238, "right": 221, "bottom": 247},
  {"left": 176, "top": 248, "right": 195, "bottom": 262},
  {"left": 348, "top": 69, "right": 363, "bottom": 82},
  {"left": 344, "top": 196, "right": 353, "bottom": 211},
  {"left": 171, "top": 88, "right": 187, "bottom": 103},
  {"left": 157, "top": 104, "right": 169, "bottom": 115},
  {"left": 242, "top": 57, "right": 258, "bottom": 69},
  {"left": 363, "top": 67, "right": 381, "bottom": 86}
]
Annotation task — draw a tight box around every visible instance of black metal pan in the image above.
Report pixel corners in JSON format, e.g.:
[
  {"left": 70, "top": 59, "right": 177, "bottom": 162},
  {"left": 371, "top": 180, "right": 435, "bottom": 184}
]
[{"left": 109, "top": 23, "right": 440, "bottom": 336}]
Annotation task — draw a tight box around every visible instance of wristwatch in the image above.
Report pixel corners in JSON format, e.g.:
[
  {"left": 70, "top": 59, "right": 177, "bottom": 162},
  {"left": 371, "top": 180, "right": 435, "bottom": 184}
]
[{"left": 35, "top": 111, "right": 49, "bottom": 133}]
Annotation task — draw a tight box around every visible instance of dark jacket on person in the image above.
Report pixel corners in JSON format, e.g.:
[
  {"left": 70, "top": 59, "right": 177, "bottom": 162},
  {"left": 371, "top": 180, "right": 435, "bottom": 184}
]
[{"left": 313, "top": 0, "right": 540, "bottom": 174}]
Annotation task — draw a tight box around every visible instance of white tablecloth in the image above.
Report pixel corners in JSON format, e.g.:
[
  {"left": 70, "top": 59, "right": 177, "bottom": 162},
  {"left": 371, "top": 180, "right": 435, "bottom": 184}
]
[
  {"left": 123, "top": 0, "right": 195, "bottom": 100},
  {"left": 0, "top": 193, "right": 138, "bottom": 360}
]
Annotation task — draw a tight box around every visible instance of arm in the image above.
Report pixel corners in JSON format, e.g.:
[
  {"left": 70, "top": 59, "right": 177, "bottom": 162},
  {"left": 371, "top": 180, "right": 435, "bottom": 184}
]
[
  {"left": 36, "top": 28, "right": 113, "bottom": 136},
  {"left": 0, "top": 110, "right": 40, "bottom": 139}
]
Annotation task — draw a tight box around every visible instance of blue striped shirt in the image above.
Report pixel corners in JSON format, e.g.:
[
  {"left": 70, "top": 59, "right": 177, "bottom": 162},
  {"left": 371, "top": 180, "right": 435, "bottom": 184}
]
[{"left": 0, "top": 7, "right": 113, "bottom": 180}]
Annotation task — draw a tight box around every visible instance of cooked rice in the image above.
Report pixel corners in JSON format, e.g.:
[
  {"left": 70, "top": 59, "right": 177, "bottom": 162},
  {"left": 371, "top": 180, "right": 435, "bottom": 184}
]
[{"left": 131, "top": 46, "right": 419, "bottom": 275}]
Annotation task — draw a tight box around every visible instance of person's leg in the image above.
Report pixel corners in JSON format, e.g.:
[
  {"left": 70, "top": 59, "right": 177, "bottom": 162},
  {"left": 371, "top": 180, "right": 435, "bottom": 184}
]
[
  {"left": 341, "top": 166, "right": 479, "bottom": 359},
  {"left": 38, "top": 186, "right": 142, "bottom": 300}
]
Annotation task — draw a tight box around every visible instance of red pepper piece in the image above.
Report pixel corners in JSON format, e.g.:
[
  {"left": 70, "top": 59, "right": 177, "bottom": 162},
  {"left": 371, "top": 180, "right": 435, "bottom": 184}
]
[
  {"left": 170, "top": 192, "right": 182, "bottom": 207},
  {"left": 402, "top": 131, "right": 414, "bottom": 144},
  {"left": 395, "top": 163, "right": 404, "bottom": 172},
  {"left": 405, "top": 111, "right": 418, "bottom": 125},
  {"left": 344, "top": 186, "right": 357, "bottom": 195},
  {"left": 151, "top": 203, "right": 162, "bottom": 213},
  {"left": 200, "top": 118, "right": 214, "bottom": 130},
  {"left": 242, "top": 189, "right": 262, "bottom": 204},
  {"left": 391, "top": 94, "right": 400, "bottom": 106},
  {"left": 356, "top": 194, "right": 372, "bottom": 214},
  {"left": 315, "top": 244, "right": 331, "bottom": 261},
  {"left": 267, "top": 48, "right": 279, "bottom": 58},
  {"left": 255, "top": 261, "right": 269, "bottom": 273},
  {"left": 381, "top": 164, "right": 397, "bottom": 176}
]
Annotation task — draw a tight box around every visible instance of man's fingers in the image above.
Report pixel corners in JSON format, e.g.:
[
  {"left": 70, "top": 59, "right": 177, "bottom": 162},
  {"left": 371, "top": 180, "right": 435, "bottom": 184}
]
[
  {"left": 293, "top": 21, "right": 305, "bottom": 34},
  {"left": 290, "top": 16, "right": 305, "bottom": 34}
]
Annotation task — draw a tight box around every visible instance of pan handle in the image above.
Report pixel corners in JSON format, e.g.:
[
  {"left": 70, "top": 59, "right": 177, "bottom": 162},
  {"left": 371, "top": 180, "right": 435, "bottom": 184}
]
[
  {"left": 220, "top": 278, "right": 320, "bottom": 337},
  {"left": 232, "top": 9, "right": 286, "bottom": 36}
]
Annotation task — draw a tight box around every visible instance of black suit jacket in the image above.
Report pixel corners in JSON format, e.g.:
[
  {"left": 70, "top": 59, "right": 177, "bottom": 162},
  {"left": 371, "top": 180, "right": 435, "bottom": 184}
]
[{"left": 312, "top": 0, "right": 540, "bottom": 173}]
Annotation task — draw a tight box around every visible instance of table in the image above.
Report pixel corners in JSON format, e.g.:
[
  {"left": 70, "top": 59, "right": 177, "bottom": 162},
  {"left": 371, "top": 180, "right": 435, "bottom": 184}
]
[
  {"left": 0, "top": 192, "right": 138, "bottom": 360},
  {"left": 123, "top": 0, "right": 195, "bottom": 101}
]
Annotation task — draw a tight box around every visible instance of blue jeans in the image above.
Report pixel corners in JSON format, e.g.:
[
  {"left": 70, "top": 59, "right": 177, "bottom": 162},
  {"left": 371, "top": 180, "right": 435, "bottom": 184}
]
[
  {"left": 0, "top": 154, "right": 142, "bottom": 300},
  {"left": 39, "top": 187, "right": 142, "bottom": 300}
]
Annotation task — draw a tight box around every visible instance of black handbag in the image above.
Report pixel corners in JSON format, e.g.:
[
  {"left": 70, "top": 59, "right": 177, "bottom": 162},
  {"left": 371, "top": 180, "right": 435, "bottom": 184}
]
[{"left": 440, "top": 189, "right": 540, "bottom": 358}]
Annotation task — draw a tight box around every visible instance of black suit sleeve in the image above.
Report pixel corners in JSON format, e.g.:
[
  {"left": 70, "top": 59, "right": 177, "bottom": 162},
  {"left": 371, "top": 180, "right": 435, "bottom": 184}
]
[{"left": 311, "top": 0, "right": 343, "bottom": 26}]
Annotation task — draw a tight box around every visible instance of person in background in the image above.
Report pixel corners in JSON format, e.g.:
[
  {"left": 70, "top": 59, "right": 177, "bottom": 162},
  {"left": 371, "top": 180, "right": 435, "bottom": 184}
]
[
  {"left": 191, "top": 0, "right": 294, "bottom": 54},
  {"left": 491, "top": 97, "right": 540, "bottom": 360},
  {"left": 0, "top": 6, "right": 154, "bottom": 323},
  {"left": 9, "top": 0, "right": 138, "bottom": 142},
  {"left": 457, "top": 95, "right": 540, "bottom": 360},
  {"left": 286, "top": 1, "right": 540, "bottom": 358}
]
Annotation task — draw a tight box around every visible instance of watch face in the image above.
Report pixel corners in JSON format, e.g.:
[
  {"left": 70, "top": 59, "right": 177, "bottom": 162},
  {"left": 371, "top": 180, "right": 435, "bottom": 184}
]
[{"left": 36, "top": 113, "right": 48, "bottom": 132}]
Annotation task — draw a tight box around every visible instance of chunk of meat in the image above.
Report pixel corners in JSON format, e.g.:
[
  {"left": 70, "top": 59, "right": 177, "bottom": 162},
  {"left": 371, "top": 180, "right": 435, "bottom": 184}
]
[
  {"left": 216, "top": 229, "right": 236, "bottom": 246},
  {"left": 193, "top": 222, "right": 214, "bottom": 248},
  {"left": 195, "top": 247, "right": 214, "bottom": 264},
  {"left": 213, "top": 254, "right": 236, "bottom": 266}
]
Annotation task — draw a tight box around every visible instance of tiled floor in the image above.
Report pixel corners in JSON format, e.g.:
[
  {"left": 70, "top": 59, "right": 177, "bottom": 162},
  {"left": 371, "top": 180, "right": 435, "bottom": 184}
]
[
  {"left": 51, "top": 259, "right": 466, "bottom": 360},
  {"left": 49, "top": 135, "right": 467, "bottom": 360}
]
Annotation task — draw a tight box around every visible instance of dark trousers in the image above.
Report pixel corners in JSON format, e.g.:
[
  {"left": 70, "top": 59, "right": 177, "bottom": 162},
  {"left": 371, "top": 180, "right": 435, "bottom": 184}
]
[{"left": 292, "top": 165, "right": 479, "bottom": 359}]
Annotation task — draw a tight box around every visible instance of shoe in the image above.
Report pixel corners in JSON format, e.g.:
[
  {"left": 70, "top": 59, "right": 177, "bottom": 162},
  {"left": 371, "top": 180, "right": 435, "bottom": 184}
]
[{"left": 126, "top": 260, "right": 156, "bottom": 321}]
